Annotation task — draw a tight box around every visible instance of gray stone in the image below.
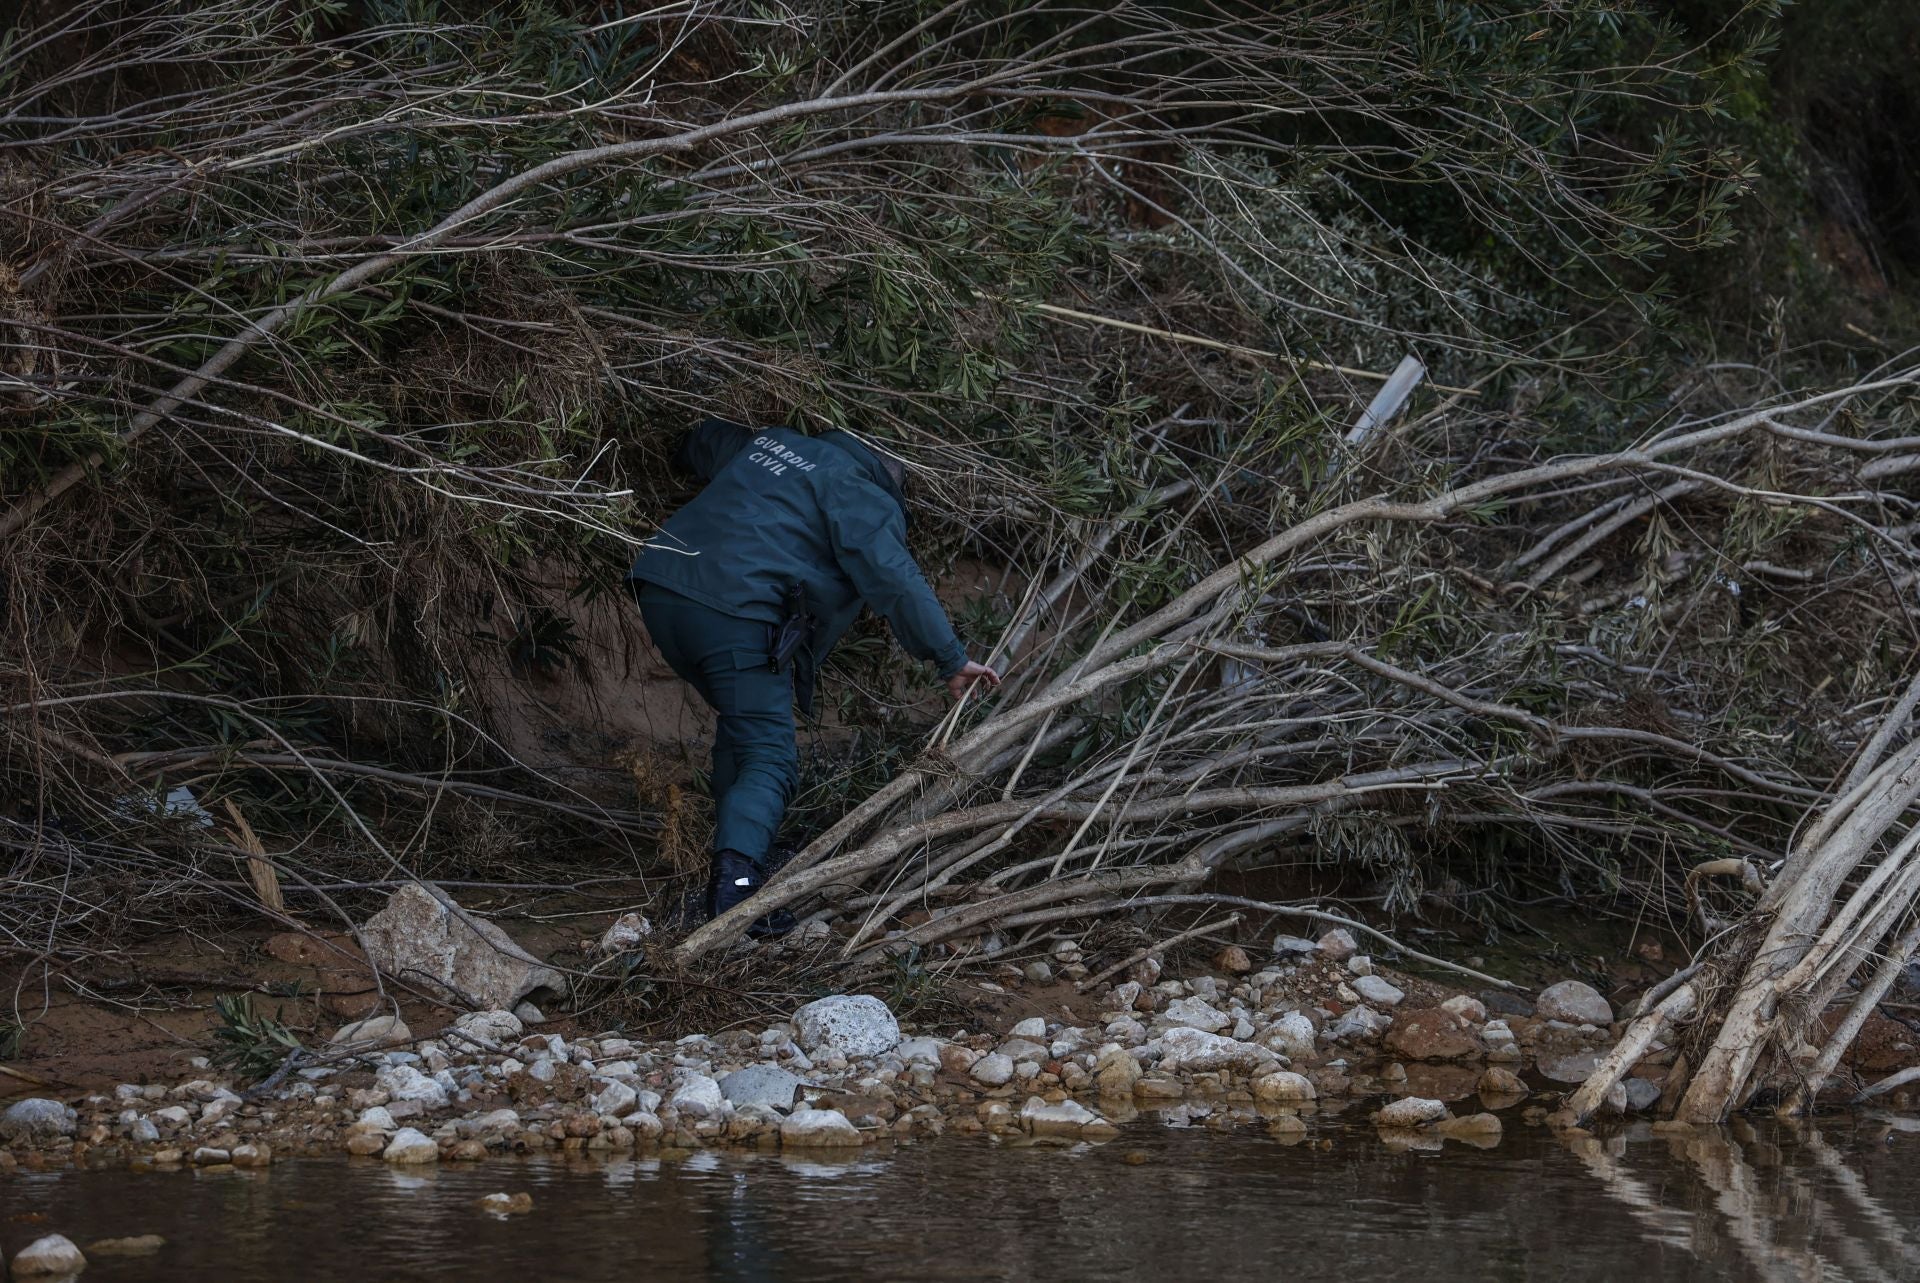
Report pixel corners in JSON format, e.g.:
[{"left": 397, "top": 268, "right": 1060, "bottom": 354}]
[
  {"left": 382, "top": 1126, "right": 439, "bottom": 1163},
  {"left": 1352, "top": 975, "right": 1405, "bottom": 1007},
  {"left": 592, "top": 1080, "right": 639, "bottom": 1118},
  {"left": 1316, "top": 928, "right": 1359, "bottom": 960},
  {"left": 375, "top": 1065, "right": 449, "bottom": 1109},
  {"left": 330, "top": 1013, "right": 410, "bottom": 1048},
  {"left": 1019, "top": 1096, "right": 1104, "bottom": 1137},
  {"left": 513, "top": 1001, "right": 547, "bottom": 1025},
  {"left": 10, "top": 1234, "right": 87, "bottom": 1276},
  {"left": 598, "top": 912, "right": 652, "bottom": 954},
  {"left": 1273, "top": 934, "right": 1318, "bottom": 955},
  {"left": 1160, "top": 996, "right": 1231, "bottom": 1033},
  {"left": 793, "top": 994, "right": 900, "bottom": 1059},
  {"left": 453, "top": 1009, "right": 524, "bottom": 1044},
  {"left": 1008, "top": 1016, "right": 1047, "bottom": 1039},
  {"left": 1260, "top": 1010, "right": 1318, "bottom": 1059},
  {"left": 1539, "top": 1051, "right": 1606, "bottom": 1084},
  {"left": 1624, "top": 1077, "right": 1663, "bottom": 1112},
  {"left": 130, "top": 1117, "right": 160, "bottom": 1143},
  {"left": 1536, "top": 980, "right": 1613, "bottom": 1026},
  {"left": 969, "top": 1053, "right": 1015, "bottom": 1086},
  {"left": 997, "top": 1037, "right": 1049, "bottom": 1063},
  {"left": 360, "top": 882, "right": 564, "bottom": 1012},
  {"left": 780, "top": 1107, "right": 861, "bottom": 1148},
  {"left": 894, "top": 1037, "right": 943, "bottom": 1068},
  {"left": 668, "top": 1072, "right": 725, "bottom": 1119},
  {"left": 1328, "top": 1005, "right": 1393, "bottom": 1042},
  {"left": 1251, "top": 1070, "right": 1318, "bottom": 1102},
  {"left": 1374, "top": 1096, "right": 1449, "bottom": 1127},
  {"left": 718, "top": 1064, "right": 804, "bottom": 1112},
  {"left": 0, "top": 1097, "right": 76, "bottom": 1143},
  {"left": 1153, "top": 1027, "right": 1274, "bottom": 1074}
]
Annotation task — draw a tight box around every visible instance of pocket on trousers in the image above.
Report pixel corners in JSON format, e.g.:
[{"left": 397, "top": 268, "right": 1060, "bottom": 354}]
[{"left": 730, "top": 647, "right": 772, "bottom": 672}]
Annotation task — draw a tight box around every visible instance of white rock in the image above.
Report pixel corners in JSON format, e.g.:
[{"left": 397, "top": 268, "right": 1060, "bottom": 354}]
[
  {"left": 1442, "top": 994, "right": 1488, "bottom": 1024},
  {"left": 779, "top": 1108, "right": 861, "bottom": 1148},
  {"left": 1482, "top": 1019, "right": 1517, "bottom": 1050},
  {"left": 1374, "top": 1096, "right": 1449, "bottom": 1128},
  {"left": 969, "top": 1053, "right": 1015, "bottom": 1086},
  {"left": 599, "top": 912, "right": 652, "bottom": 954},
  {"left": 375, "top": 1065, "right": 449, "bottom": 1109},
  {"left": 668, "top": 1073, "right": 725, "bottom": 1119},
  {"left": 151, "top": 1105, "right": 191, "bottom": 1127},
  {"left": 1329, "top": 1006, "right": 1394, "bottom": 1042},
  {"left": 1008, "top": 1016, "right": 1047, "bottom": 1039},
  {"left": 1153, "top": 1027, "right": 1274, "bottom": 1074},
  {"left": 382, "top": 1126, "right": 439, "bottom": 1163},
  {"left": 1261, "top": 1011, "right": 1318, "bottom": 1059},
  {"left": 592, "top": 1081, "right": 639, "bottom": 1118},
  {"left": 0, "top": 1098, "right": 76, "bottom": 1142},
  {"left": 1348, "top": 955, "right": 1374, "bottom": 977},
  {"left": 358, "top": 1105, "right": 399, "bottom": 1132},
  {"left": 1160, "top": 996, "right": 1231, "bottom": 1033},
  {"left": 717, "top": 1064, "right": 803, "bottom": 1111},
  {"left": 792, "top": 994, "right": 900, "bottom": 1059},
  {"left": 1316, "top": 928, "right": 1359, "bottom": 960},
  {"left": 1536, "top": 981, "right": 1613, "bottom": 1026},
  {"left": 453, "top": 1009, "right": 524, "bottom": 1044},
  {"left": 330, "top": 1013, "right": 411, "bottom": 1048},
  {"left": 1251, "top": 1070, "right": 1318, "bottom": 1102},
  {"left": 130, "top": 1117, "right": 160, "bottom": 1143},
  {"left": 894, "top": 1037, "right": 943, "bottom": 1068},
  {"left": 1272, "top": 934, "right": 1318, "bottom": 955},
  {"left": 10, "top": 1234, "right": 87, "bottom": 1276},
  {"left": 1352, "top": 975, "right": 1405, "bottom": 1007},
  {"left": 1019, "top": 1096, "right": 1102, "bottom": 1137},
  {"left": 360, "top": 882, "right": 563, "bottom": 1012},
  {"left": 513, "top": 1001, "right": 547, "bottom": 1025}
]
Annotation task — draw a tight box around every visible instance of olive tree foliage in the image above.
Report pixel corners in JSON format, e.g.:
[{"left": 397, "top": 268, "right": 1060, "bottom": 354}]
[{"left": 12, "top": 1, "right": 1918, "bottom": 1118}]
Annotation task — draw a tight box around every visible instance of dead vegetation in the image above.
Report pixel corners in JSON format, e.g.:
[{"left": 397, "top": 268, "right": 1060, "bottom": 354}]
[{"left": 3, "top": 1, "right": 1919, "bottom": 1121}]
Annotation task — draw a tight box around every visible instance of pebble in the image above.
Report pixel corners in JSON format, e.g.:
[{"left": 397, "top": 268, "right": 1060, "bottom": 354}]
[
  {"left": 717, "top": 1064, "right": 802, "bottom": 1112},
  {"left": 1535, "top": 980, "right": 1613, "bottom": 1026},
  {"left": 598, "top": 912, "right": 652, "bottom": 953},
  {"left": 1160, "top": 996, "right": 1230, "bottom": 1033},
  {"left": 1272, "top": 934, "right": 1318, "bottom": 955},
  {"left": 969, "top": 1053, "right": 1015, "bottom": 1086},
  {"left": 375, "top": 1065, "right": 449, "bottom": 1109},
  {"left": 1441, "top": 994, "right": 1488, "bottom": 1024},
  {"left": 1373, "top": 1096, "right": 1449, "bottom": 1128},
  {"left": 11, "top": 1234, "right": 88, "bottom": 1276},
  {"left": 1154, "top": 1027, "right": 1272, "bottom": 1074},
  {"left": 668, "top": 1073, "right": 725, "bottom": 1119},
  {"left": 779, "top": 1108, "right": 862, "bottom": 1148},
  {"left": 383, "top": 1127, "right": 439, "bottom": 1163},
  {"left": 1316, "top": 928, "right": 1359, "bottom": 960},
  {"left": 1250, "top": 1071, "right": 1317, "bottom": 1103},
  {"left": 592, "top": 1080, "right": 640, "bottom": 1118},
  {"left": 330, "top": 1013, "right": 410, "bottom": 1047},
  {"left": 513, "top": 1001, "right": 547, "bottom": 1025},
  {"left": 455, "top": 1009, "right": 524, "bottom": 1043},
  {"left": 0, "top": 1098, "right": 76, "bottom": 1142},
  {"left": 477, "top": 1192, "right": 535, "bottom": 1215},
  {"left": 1478, "top": 1066, "right": 1528, "bottom": 1095},
  {"left": 1008, "top": 1016, "right": 1048, "bottom": 1039},
  {"left": 1352, "top": 975, "right": 1404, "bottom": 1007}
]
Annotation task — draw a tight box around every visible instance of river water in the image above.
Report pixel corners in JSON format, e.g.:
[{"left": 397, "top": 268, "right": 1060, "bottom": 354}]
[{"left": 6, "top": 1110, "right": 1918, "bottom": 1281}]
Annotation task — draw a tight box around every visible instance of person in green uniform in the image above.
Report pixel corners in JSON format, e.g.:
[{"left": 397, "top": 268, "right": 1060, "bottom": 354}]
[{"left": 628, "top": 417, "right": 1000, "bottom": 924}]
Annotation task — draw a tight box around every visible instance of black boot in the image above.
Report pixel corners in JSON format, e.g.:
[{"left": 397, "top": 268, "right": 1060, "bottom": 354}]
[{"left": 706, "top": 849, "right": 764, "bottom": 919}]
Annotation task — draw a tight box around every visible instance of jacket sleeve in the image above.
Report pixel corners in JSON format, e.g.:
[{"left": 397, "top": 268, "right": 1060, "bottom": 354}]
[
  {"left": 672, "top": 417, "right": 756, "bottom": 481},
  {"left": 821, "top": 473, "right": 969, "bottom": 678}
]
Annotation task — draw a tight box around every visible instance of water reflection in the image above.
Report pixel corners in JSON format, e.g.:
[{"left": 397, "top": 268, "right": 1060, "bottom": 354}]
[
  {"left": 4, "top": 1111, "right": 1919, "bottom": 1281},
  {"left": 1563, "top": 1116, "right": 1920, "bottom": 1282}
]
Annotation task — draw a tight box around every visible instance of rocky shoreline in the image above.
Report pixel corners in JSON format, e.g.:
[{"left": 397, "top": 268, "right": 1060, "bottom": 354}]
[
  {"left": 10, "top": 922, "right": 1917, "bottom": 1273},
  {"left": 3, "top": 930, "right": 1701, "bottom": 1175}
]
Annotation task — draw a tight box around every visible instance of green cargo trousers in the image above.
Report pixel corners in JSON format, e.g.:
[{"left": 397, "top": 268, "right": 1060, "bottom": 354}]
[{"left": 636, "top": 583, "right": 797, "bottom": 864}]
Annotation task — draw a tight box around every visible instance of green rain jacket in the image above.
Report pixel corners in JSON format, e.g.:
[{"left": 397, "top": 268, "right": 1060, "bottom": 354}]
[{"left": 627, "top": 418, "right": 969, "bottom": 713}]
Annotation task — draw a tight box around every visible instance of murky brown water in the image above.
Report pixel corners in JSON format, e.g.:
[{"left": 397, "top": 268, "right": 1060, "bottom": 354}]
[{"left": 6, "top": 1109, "right": 1919, "bottom": 1281}]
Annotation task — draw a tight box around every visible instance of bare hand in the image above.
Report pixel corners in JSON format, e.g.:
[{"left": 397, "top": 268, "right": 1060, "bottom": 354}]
[{"left": 945, "top": 660, "right": 1001, "bottom": 702}]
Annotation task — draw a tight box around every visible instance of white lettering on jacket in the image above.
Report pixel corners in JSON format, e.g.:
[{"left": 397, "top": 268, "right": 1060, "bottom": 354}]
[{"left": 750, "top": 435, "right": 818, "bottom": 477}]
